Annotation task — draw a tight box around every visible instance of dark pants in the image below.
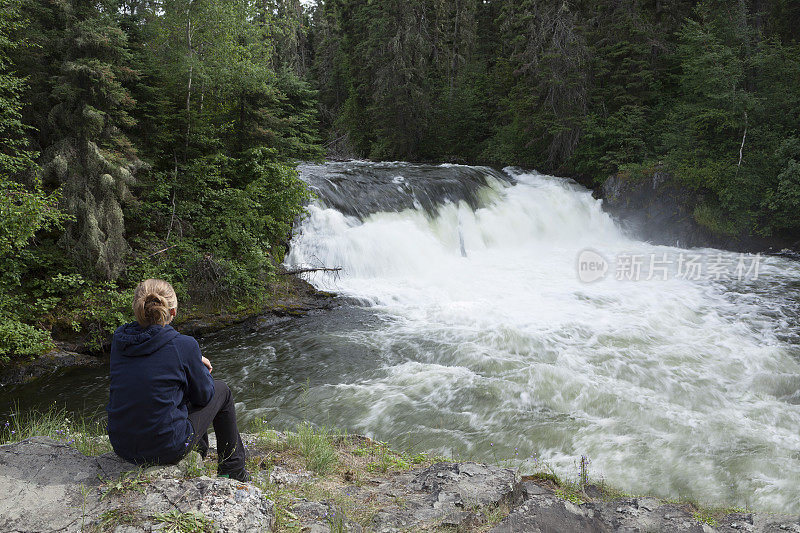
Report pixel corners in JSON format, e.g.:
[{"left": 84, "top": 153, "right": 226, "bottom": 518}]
[{"left": 186, "top": 380, "right": 247, "bottom": 477}]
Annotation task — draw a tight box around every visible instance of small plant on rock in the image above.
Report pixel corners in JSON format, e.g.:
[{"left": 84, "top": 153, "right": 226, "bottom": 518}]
[
  {"left": 151, "top": 510, "right": 214, "bottom": 533},
  {"left": 324, "top": 506, "right": 346, "bottom": 533},
  {"left": 365, "top": 442, "right": 411, "bottom": 473},
  {"left": 100, "top": 469, "right": 150, "bottom": 500},
  {"left": 692, "top": 508, "right": 719, "bottom": 528},
  {"left": 97, "top": 506, "right": 140, "bottom": 530},
  {"left": 286, "top": 422, "right": 338, "bottom": 475}
]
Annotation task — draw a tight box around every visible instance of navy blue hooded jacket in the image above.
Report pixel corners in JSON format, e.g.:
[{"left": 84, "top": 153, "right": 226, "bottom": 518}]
[{"left": 106, "top": 322, "right": 215, "bottom": 464}]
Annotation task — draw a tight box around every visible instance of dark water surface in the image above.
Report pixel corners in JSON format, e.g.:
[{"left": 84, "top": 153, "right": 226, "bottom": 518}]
[{"left": 0, "top": 306, "right": 387, "bottom": 427}]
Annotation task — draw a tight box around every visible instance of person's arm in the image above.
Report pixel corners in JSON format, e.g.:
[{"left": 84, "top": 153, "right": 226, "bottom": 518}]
[{"left": 179, "top": 336, "right": 215, "bottom": 407}]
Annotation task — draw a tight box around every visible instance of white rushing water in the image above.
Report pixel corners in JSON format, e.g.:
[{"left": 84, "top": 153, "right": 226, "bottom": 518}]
[{"left": 287, "top": 167, "right": 800, "bottom": 513}]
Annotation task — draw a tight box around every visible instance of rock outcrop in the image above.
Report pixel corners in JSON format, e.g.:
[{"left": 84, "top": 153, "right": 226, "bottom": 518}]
[
  {"left": 0, "top": 437, "right": 274, "bottom": 532},
  {"left": 597, "top": 169, "right": 799, "bottom": 253},
  {"left": 491, "top": 481, "right": 788, "bottom": 533},
  {"left": 0, "top": 348, "right": 103, "bottom": 386},
  {"left": 1, "top": 435, "right": 799, "bottom": 532}
]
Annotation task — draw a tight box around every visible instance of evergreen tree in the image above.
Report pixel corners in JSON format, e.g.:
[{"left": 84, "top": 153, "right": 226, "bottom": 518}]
[
  {"left": 487, "top": 0, "right": 589, "bottom": 169},
  {"left": 0, "top": 0, "right": 36, "bottom": 177},
  {"left": 19, "top": 0, "right": 140, "bottom": 279},
  {"left": 0, "top": 0, "right": 64, "bottom": 361}
]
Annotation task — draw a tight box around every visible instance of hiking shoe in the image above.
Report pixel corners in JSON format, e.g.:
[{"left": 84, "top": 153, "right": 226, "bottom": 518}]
[{"left": 218, "top": 469, "right": 251, "bottom": 483}]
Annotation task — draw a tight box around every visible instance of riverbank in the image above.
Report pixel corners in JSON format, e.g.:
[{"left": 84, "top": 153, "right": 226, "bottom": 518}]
[
  {"left": 0, "top": 416, "right": 796, "bottom": 532},
  {"left": 595, "top": 168, "right": 800, "bottom": 254},
  {"left": 0, "top": 275, "right": 338, "bottom": 387}
]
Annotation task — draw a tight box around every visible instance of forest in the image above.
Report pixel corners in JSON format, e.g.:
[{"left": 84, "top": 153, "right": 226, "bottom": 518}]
[{"left": 1, "top": 0, "right": 799, "bottom": 362}]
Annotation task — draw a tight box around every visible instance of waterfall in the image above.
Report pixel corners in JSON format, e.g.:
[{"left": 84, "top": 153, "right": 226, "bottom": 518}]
[{"left": 284, "top": 161, "right": 800, "bottom": 513}]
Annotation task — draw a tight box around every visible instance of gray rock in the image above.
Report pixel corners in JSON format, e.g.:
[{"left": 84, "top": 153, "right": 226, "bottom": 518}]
[
  {"left": 0, "top": 436, "right": 131, "bottom": 532},
  {"left": 369, "top": 461, "right": 521, "bottom": 532},
  {"left": 0, "top": 349, "right": 103, "bottom": 386},
  {"left": 597, "top": 169, "right": 797, "bottom": 253},
  {"left": 269, "top": 464, "right": 314, "bottom": 486},
  {"left": 291, "top": 500, "right": 363, "bottom": 533},
  {"left": 133, "top": 475, "right": 273, "bottom": 532},
  {"left": 583, "top": 498, "right": 705, "bottom": 533},
  {"left": 3, "top": 436, "right": 798, "bottom": 533},
  {"left": 489, "top": 496, "right": 610, "bottom": 533},
  {"left": 0, "top": 437, "right": 274, "bottom": 532},
  {"left": 499, "top": 489, "right": 797, "bottom": 533}
]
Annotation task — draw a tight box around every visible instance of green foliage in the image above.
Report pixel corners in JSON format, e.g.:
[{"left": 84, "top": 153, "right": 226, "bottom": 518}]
[
  {"left": 0, "top": 320, "right": 53, "bottom": 363},
  {"left": 0, "top": 3, "right": 68, "bottom": 362},
  {"left": 661, "top": 2, "right": 800, "bottom": 237},
  {"left": 126, "top": 148, "right": 310, "bottom": 310},
  {"left": 352, "top": 439, "right": 429, "bottom": 473},
  {"left": 151, "top": 510, "right": 214, "bottom": 533},
  {"left": 286, "top": 422, "right": 339, "bottom": 475},
  {"left": 17, "top": 0, "right": 140, "bottom": 280},
  {"left": 100, "top": 470, "right": 150, "bottom": 500},
  {"left": 0, "top": 0, "right": 36, "bottom": 177},
  {"left": 0, "top": 0, "right": 321, "bottom": 362},
  {"left": 0, "top": 179, "right": 65, "bottom": 362},
  {"left": 763, "top": 138, "right": 800, "bottom": 232},
  {"left": 46, "top": 278, "right": 132, "bottom": 351},
  {"left": 0, "top": 177, "right": 63, "bottom": 257},
  {"left": 5, "top": 0, "right": 800, "bottom": 361}
]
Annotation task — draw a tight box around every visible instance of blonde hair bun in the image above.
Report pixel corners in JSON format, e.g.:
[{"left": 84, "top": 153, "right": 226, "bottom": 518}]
[{"left": 133, "top": 279, "right": 178, "bottom": 327}]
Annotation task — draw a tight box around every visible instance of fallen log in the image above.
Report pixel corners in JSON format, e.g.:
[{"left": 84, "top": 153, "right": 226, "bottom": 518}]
[{"left": 279, "top": 267, "right": 342, "bottom": 275}]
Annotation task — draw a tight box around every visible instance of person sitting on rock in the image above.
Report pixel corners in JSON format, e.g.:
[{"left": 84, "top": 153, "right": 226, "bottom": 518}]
[{"left": 106, "top": 278, "right": 250, "bottom": 482}]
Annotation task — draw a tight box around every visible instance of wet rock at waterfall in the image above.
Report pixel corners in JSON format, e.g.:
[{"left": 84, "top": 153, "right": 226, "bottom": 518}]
[{"left": 297, "top": 161, "right": 512, "bottom": 219}]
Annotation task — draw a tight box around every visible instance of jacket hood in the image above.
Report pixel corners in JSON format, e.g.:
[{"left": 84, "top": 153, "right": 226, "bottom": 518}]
[{"left": 114, "top": 323, "right": 179, "bottom": 356}]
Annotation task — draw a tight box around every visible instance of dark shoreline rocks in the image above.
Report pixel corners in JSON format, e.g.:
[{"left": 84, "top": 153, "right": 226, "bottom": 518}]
[
  {"left": 176, "top": 277, "right": 339, "bottom": 340},
  {"left": 0, "top": 349, "right": 104, "bottom": 388},
  {"left": 0, "top": 277, "right": 338, "bottom": 387},
  {"left": 596, "top": 169, "right": 800, "bottom": 254}
]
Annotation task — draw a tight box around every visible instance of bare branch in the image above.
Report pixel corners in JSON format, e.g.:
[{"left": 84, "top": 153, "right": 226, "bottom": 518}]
[{"left": 279, "top": 267, "right": 343, "bottom": 276}]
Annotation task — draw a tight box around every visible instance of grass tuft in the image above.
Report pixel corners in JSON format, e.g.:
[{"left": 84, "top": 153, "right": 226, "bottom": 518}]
[
  {"left": 324, "top": 505, "right": 346, "bottom": 533},
  {"left": 286, "top": 422, "right": 338, "bottom": 475},
  {"left": 151, "top": 510, "right": 214, "bottom": 533},
  {"left": 0, "top": 404, "right": 111, "bottom": 456},
  {"left": 96, "top": 506, "right": 141, "bottom": 530},
  {"left": 100, "top": 469, "right": 150, "bottom": 500}
]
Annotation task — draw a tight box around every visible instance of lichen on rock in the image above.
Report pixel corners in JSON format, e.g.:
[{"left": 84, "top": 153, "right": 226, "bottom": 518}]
[{"left": 0, "top": 437, "right": 274, "bottom": 532}]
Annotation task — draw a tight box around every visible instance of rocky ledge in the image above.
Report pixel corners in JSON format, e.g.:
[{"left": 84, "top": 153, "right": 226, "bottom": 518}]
[
  {"left": 1, "top": 434, "right": 799, "bottom": 533},
  {"left": 597, "top": 169, "right": 800, "bottom": 254}
]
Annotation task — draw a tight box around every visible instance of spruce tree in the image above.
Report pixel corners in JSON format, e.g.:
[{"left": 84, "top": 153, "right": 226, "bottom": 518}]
[
  {"left": 19, "top": 0, "right": 140, "bottom": 279},
  {"left": 0, "top": 0, "right": 36, "bottom": 178}
]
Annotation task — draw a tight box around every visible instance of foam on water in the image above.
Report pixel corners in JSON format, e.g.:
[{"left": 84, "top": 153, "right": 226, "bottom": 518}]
[{"left": 287, "top": 168, "right": 800, "bottom": 512}]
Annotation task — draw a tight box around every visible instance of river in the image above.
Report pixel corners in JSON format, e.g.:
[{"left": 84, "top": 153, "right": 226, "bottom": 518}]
[{"left": 2, "top": 161, "right": 799, "bottom": 513}]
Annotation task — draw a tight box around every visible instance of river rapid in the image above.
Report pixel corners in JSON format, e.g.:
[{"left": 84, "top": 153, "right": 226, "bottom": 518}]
[{"left": 3, "top": 161, "right": 799, "bottom": 513}]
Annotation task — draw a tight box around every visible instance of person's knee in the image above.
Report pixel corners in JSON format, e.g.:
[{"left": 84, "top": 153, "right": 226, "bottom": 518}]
[{"left": 214, "top": 380, "right": 232, "bottom": 401}]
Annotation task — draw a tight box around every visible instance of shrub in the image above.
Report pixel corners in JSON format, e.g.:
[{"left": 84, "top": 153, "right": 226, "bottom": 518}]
[{"left": 0, "top": 319, "right": 53, "bottom": 363}]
